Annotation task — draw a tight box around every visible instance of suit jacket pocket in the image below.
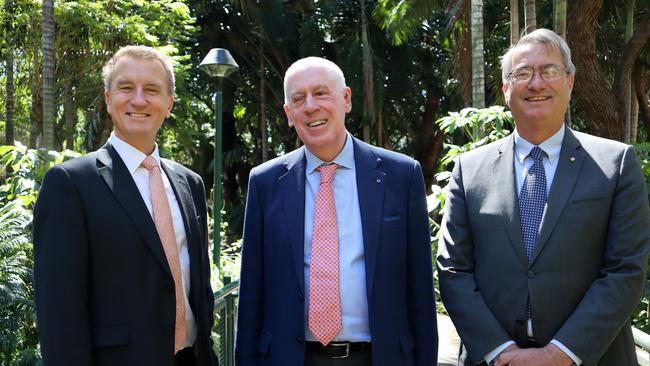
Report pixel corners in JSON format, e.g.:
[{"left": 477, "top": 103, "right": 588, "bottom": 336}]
[
  {"left": 399, "top": 333, "right": 414, "bottom": 355},
  {"left": 382, "top": 216, "right": 405, "bottom": 232},
  {"left": 92, "top": 325, "right": 130, "bottom": 347},
  {"left": 565, "top": 197, "right": 608, "bottom": 211},
  {"left": 258, "top": 330, "right": 272, "bottom": 354}
]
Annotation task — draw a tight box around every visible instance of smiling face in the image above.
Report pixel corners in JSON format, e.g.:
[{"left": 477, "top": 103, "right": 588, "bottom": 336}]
[
  {"left": 283, "top": 65, "right": 351, "bottom": 161},
  {"left": 503, "top": 42, "right": 574, "bottom": 144},
  {"left": 104, "top": 56, "right": 174, "bottom": 154}
]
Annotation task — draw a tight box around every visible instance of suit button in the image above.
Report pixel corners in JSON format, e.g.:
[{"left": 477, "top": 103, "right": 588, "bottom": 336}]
[
  {"left": 299, "top": 293, "right": 304, "bottom": 302},
  {"left": 527, "top": 271, "right": 535, "bottom": 278}
]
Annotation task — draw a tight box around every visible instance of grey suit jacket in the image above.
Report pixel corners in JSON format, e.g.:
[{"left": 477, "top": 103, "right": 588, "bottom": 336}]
[{"left": 437, "top": 128, "right": 650, "bottom": 365}]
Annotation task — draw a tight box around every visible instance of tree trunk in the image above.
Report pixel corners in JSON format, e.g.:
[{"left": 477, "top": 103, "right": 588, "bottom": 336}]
[
  {"left": 623, "top": 0, "right": 634, "bottom": 143},
  {"left": 259, "top": 52, "right": 268, "bottom": 162},
  {"left": 567, "top": 0, "right": 620, "bottom": 139},
  {"left": 524, "top": 0, "right": 536, "bottom": 32},
  {"left": 64, "top": 81, "right": 76, "bottom": 150},
  {"left": 471, "top": 0, "right": 485, "bottom": 113},
  {"left": 631, "top": 83, "right": 638, "bottom": 143},
  {"left": 4, "top": 0, "right": 15, "bottom": 145},
  {"left": 554, "top": 0, "right": 567, "bottom": 39},
  {"left": 361, "top": 0, "right": 375, "bottom": 143},
  {"left": 30, "top": 40, "right": 43, "bottom": 148},
  {"left": 510, "top": 0, "right": 519, "bottom": 45},
  {"left": 457, "top": 0, "right": 472, "bottom": 106},
  {"left": 614, "top": 10, "right": 650, "bottom": 141},
  {"left": 42, "top": 0, "right": 56, "bottom": 149},
  {"left": 635, "top": 69, "right": 650, "bottom": 141},
  {"left": 416, "top": 89, "right": 444, "bottom": 194}
]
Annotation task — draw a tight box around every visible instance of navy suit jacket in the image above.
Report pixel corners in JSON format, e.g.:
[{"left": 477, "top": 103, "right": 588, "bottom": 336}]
[
  {"left": 34, "top": 143, "right": 218, "bottom": 366},
  {"left": 235, "top": 136, "right": 437, "bottom": 366}
]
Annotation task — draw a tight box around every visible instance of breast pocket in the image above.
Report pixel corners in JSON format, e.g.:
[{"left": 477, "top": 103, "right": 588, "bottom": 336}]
[{"left": 382, "top": 216, "right": 405, "bottom": 232}]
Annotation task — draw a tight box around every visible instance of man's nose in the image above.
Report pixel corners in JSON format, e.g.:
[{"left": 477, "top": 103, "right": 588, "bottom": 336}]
[
  {"left": 526, "top": 71, "right": 547, "bottom": 91},
  {"left": 130, "top": 88, "right": 147, "bottom": 106},
  {"left": 303, "top": 94, "right": 319, "bottom": 113}
]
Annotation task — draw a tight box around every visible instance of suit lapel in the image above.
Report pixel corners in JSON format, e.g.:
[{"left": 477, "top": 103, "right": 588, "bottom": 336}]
[
  {"left": 279, "top": 148, "right": 307, "bottom": 293},
  {"left": 97, "top": 143, "right": 172, "bottom": 277},
  {"left": 531, "top": 129, "right": 585, "bottom": 265},
  {"left": 494, "top": 136, "right": 528, "bottom": 267},
  {"left": 353, "top": 138, "right": 385, "bottom": 296}
]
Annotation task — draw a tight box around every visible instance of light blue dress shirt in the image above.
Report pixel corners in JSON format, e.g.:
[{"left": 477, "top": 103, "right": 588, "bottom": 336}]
[{"left": 303, "top": 133, "right": 371, "bottom": 342}]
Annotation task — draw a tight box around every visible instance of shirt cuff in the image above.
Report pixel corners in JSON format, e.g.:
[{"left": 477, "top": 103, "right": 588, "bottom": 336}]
[
  {"left": 550, "top": 339, "right": 582, "bottom": 365},
  {"left": 485, "top": 341, "right": 516, "bottom": 364}
]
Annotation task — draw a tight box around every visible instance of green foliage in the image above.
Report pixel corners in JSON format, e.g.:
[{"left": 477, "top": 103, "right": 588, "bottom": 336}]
[
  {"left": 633, "top": 142, "right": 650, "bottom": 332},
  {"left": 0, "top": 143, "right": 80, "bottom": 208},
  {"left": 0, "top": 144, "right": 81, "bottom": 364},
  {"left": 435, "top": 106, "right": 514, "bottom": 172},
  {"left": 0, "top": 199, "right": 39, "bottom": 365}
]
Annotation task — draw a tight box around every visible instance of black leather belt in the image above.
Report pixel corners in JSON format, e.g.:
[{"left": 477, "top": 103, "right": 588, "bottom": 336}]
[{"left": 306, "top": 341, "right": 371, "bottom": 359}]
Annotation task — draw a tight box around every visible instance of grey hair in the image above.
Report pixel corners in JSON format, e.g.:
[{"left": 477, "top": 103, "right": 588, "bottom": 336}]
[
  {"left": 500, "top": 28, "right": 576, "bottom": 83},
  {"left": 283, "top": 57, "right": 346, "bottom": 104},
  {"left": 102, "top": 45, "right": 175, "bottom": 94}
]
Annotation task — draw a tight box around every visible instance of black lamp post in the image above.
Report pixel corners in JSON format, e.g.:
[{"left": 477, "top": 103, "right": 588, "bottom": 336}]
[{"left": 199, "top": 48, "right": 239, "bottom": 270}]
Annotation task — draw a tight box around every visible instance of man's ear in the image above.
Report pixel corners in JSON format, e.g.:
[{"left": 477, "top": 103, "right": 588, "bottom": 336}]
[
  {"left": 104, "top": 90, "right": 112, "bottom": 114},
  {"left": 284, "top": 104, "right": 293, "bottom": 127},
  {"left": 166, "top": 95, "right": 174, "bottom": 118},
  {"left": 502, "top": 82, "right": 510, "bottom": 106}
]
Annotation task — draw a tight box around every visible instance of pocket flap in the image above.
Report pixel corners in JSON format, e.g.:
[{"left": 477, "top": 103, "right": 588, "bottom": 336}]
[{"left": 93, "top": 325, "right": 130, "bottom": 347}]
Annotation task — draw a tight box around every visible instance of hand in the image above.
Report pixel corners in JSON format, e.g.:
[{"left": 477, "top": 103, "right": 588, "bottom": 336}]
[
  {"left": 496, "top": 344, "right": 573, "bottom": 366},
  {"left": 493, "top": 344, "right": 522, "bottom": 366}
]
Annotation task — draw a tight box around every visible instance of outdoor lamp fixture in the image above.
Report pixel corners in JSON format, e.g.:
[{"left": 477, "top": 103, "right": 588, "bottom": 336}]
[{"left": 199, "top": 48, "right": 239, "bottom": 270}]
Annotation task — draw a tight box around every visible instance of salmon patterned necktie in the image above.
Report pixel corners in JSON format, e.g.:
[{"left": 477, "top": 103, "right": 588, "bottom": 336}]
[
  {"left": 308, "top": 163, "right": 342, "bottom": 346},
  {"left": 141, "top": 156, "right": 186, "bottom": 354}
]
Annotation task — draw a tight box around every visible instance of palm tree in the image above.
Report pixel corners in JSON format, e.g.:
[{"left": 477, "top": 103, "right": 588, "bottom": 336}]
[
  {"left": 554, "top": 0, "right": 567, "bottom": 38},
  {"left": 4, "top": 0, "right": 15, "bottom": 145},
  {"left": 524, "top": 0, "right": 536, "bottom": 32},
  {"left": 471, "top": 0, "right": 485, "bottom": 112},
  {"left": 361, "top": 0, "right": 376, "bottom": 142},
  {"left": 41, "top": 0, "right": 55, "bottom": 149},
  {"left": 510, "top": 0, "right": 520, "bottom": 45}
]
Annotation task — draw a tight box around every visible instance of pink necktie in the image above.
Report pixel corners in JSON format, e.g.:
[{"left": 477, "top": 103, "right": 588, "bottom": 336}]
[
  {"left": 308, "top": 163, "right": 342, "bottom": 346},
  {"left": 141, "top": 156, "right": 186, "bottom": 354}
]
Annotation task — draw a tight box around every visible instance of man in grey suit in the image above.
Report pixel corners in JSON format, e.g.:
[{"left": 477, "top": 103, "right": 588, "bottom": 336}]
[{"left": 437, "top": 28, "right": 650, "bottom": 366}]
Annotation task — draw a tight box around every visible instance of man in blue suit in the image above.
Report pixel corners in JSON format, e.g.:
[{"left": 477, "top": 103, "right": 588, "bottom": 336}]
[{"left": 235, "top": 57, "right": 437, "bottom": 366}]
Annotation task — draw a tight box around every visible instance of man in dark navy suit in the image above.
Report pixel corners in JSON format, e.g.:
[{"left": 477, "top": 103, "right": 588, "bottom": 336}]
[
  {"left": 34, "top": 46, "right": 218, "bottom": 366},
  {"left": 235, "top": 56, "right": 437, "bottom": 366}
]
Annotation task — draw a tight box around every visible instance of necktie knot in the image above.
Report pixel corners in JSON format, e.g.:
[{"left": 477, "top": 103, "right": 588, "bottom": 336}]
[
  {"left": 317, "top": 163, "right": 338, "bottom": 184},
  {"left": 528, "top": 146, "right": 546, "bottom": 162},
  {"left": 141, "top": 156, "right": 159, "bottom": 170}
]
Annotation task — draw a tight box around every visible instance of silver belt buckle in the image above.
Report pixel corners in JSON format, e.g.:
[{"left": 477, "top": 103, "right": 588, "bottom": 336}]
[{"left": 329, "top": 342, "right": 350, "bottom": 359}]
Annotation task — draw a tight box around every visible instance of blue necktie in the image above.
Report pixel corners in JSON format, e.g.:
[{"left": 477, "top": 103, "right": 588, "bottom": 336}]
[{"left": 519, "top": 146, "right": 547, "bottom": 319}]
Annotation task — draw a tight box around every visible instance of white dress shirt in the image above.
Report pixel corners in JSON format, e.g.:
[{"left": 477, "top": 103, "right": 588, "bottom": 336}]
[
  {"left": 303, "top": 133, "right": 371, "bottom": 342},
  {"left": 485, "top": 125, "right": 582, "bottom": 365},
  {"left": 109, "top": 133, "right": 197, "bottom": 348}
]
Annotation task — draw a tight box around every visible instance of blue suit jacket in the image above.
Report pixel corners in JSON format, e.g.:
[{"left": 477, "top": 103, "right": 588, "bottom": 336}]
[{"left": 235, "top": 136, "right": 437, "bottom": 366}]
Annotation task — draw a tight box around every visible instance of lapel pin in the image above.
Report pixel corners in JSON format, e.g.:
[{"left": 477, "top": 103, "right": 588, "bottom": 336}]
[
  {"left": 570, "top": 157, "right": 576, "bottom": 162},
  {"left": 376, "top": 178, "right": 381, "bottom": 184}
]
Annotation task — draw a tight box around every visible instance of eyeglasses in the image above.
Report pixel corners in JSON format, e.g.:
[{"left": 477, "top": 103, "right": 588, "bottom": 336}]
[{"left": 507, "top": 64, "right": 569, "bottom": 83}]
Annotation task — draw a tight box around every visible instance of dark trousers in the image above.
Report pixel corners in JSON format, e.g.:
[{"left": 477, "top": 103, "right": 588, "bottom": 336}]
[
  {"left": 174, "top": 347, "right": 196, "bottom": 366},
  {"left": 304, "top": 345, "right": 372, "bottom": 366}
]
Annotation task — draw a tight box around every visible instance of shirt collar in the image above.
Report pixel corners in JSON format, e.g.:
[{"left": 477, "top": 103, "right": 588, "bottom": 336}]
[
  {"left": 305, "top": 132, "right": 354, "bottom": 174},
  {"left": 514, "top": 124, "right": 564, "bottom": 164},
  {"left": 109, "top": 132, "right": 161, "bottom": 174}
]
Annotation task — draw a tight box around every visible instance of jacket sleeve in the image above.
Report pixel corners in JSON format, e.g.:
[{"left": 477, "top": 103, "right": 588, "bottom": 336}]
[
  {"left": 235, "top": 167, "right": 264, "bottom": 366},
  {"left": 553, "top": 145, "right": 650, "bottom": 364},
  {"left": 34, "top": 165, "right": 93, "bottom": 366},
  {"left": 407, "top": 161, "right": 439, "bottom": 365},
  {"left": 436, "top": 158, "right": 513, "bottom": 360}
]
